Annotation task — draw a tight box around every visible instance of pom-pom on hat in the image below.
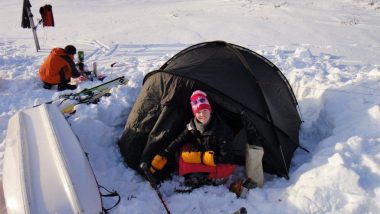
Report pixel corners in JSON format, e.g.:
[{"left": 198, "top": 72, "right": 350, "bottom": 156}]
[{"left": 190, "top": 90, "right": 212, "bottom": 115}]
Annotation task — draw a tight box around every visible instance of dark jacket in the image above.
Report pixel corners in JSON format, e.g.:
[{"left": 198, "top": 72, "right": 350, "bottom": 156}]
[{"left": 163, "top": 114, "right": 235, "bottom": 164}]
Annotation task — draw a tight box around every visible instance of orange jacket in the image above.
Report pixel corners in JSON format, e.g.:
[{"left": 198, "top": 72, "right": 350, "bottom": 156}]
[{"left": 39, "top": 48, "right": 80, "bottom": 84}]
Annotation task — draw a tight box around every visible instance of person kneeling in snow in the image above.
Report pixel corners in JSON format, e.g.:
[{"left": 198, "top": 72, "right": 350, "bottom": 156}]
[
  {"left": 150, "top": 90, "right": 237, "bottom": 189},
  {"left": 39, "top": 45, "right": 80, "bottom": 91}
]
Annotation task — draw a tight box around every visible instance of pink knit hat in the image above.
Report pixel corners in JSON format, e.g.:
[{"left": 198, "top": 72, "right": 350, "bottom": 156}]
[{"left": 190, "top": 90, "right": 212, "bottom": 115}]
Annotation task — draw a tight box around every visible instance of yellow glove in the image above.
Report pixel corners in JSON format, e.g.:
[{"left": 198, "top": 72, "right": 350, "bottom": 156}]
[
  {"left": 202, "top": 151, "right": 216, "bottom": 166},
  {"left": 181, "top": 151, "right": 202, "bottom": 164},
  {"left": 150, "top": 155, "right": 167, "bottom": 173},
  {"left": 181, "top": 151, "right": 216, "bottom": 166}
]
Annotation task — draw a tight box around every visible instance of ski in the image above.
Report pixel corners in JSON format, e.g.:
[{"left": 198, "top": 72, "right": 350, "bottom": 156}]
[{"left": 36, "top": 76, "right": 128, "bottom": 115}]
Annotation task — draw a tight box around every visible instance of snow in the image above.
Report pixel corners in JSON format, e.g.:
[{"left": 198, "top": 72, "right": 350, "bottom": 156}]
[{"left": 1, "top": 0, "right": 380, "bottom": 213}]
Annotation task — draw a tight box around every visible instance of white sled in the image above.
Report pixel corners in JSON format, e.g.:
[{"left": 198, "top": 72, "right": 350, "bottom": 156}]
[{"left": 2, "top": 104, "right": 102, "bottom": 214}]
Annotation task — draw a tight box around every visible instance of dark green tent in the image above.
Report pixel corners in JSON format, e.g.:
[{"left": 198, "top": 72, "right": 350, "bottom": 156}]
[{"left": 119, "top": 41, "right": 302, "bottom": 178}]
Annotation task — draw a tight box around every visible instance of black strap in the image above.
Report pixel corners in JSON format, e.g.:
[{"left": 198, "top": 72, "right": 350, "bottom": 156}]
[
  {"left": 299, "top": 145, "right": 310, "bottom": 153},
  {"left": 98, "top": 185, "right": 121, "bottom": 213},
  {"left": 200, "top": 151, "right": 205, "bottom": 165}
]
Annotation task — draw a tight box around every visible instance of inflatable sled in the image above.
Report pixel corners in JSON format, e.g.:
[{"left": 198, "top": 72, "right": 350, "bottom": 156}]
[{"left": 2, "top": 104, "right": 102, "bottom": 213}]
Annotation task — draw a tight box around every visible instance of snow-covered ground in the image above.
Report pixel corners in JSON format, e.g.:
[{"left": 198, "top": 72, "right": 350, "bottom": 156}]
[{"left": 1, "top": 0, "right": 380, "bottom": 213}]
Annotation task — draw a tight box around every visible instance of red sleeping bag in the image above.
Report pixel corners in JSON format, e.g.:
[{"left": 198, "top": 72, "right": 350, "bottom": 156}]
[{"left": 178, "top": 144, "right": 236, "bottom": 179}]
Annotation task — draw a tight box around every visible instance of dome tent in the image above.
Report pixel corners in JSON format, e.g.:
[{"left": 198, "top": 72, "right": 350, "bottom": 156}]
[{"left": 118, "top": 41, "right": 302, "bottom": 178}]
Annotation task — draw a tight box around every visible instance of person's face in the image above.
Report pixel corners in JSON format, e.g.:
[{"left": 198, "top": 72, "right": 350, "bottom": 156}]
[
  {"left": 195, "top": 109, "right": 211, "bottom": 124},
  {"left": 69, "top": 54, "right": 75, "bottom": 60}
]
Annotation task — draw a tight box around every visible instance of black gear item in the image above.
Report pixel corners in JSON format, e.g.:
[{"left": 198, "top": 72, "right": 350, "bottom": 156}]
[
  {"left": 21, "top": 0, "right": 32, "bottom": 28},
  {"left": 39, "top": 4, "right": 55, "bottom": 27},
  {"left": 174, "top": 173, "right": 208, "bottom": 193},
  {"left": 232, "top": 207, "right": 247, "bottom": 214},
  {"left": 184, "top": 173, "right": 209, "bottom": 187}
]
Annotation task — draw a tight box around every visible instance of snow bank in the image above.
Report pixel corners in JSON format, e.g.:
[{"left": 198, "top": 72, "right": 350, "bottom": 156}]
[{"left": 1, "top": 0, "right": 380, "bottom": 213}]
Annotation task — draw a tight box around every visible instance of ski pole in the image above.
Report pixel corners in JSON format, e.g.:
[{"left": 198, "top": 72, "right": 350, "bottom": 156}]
[{"left": 140, "top": 162, "right": 171, "bottom": 214}]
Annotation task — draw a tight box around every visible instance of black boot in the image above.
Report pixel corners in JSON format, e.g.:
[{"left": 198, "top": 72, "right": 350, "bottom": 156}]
[
  {"left": 58, "top": 83, "right": 77, "bottom": 91},
  {"left": 43, "top": 84, "right": 52, "bottom": 89},
  {"left": 43, "top": 82, "right": 53, "bottom": 89}
]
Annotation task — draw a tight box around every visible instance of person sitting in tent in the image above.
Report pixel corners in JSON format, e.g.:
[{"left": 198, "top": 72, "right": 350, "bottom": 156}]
[
  {"left": 39, "top": 45, "right": 80, "bottom": 91},
  {"left": 149, "top": 90, "right": 237, "bottom": 188}
]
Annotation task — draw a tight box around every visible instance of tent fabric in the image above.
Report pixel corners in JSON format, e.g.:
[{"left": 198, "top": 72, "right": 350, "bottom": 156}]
[{"left": 119, "top": 41, "right": 302, "bottom": 178}]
